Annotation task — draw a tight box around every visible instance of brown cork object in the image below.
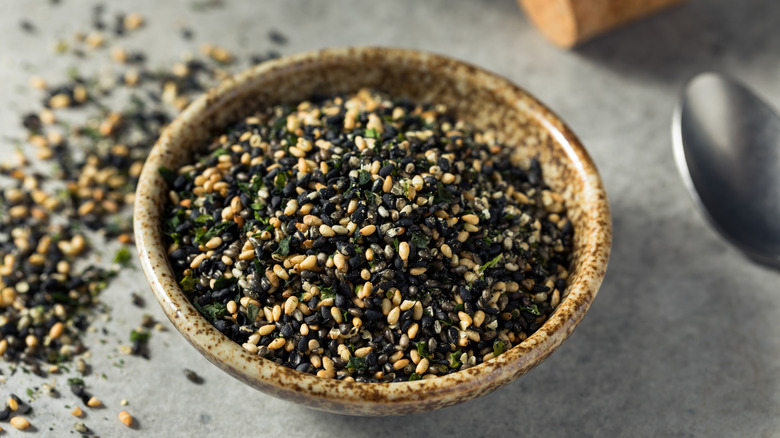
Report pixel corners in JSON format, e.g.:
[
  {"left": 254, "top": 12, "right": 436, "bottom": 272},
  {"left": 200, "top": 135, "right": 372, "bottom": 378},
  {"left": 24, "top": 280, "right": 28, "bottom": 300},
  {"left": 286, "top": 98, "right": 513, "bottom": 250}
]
[{"left": 519, "top": 0, "right": 688, "bottom": 48}]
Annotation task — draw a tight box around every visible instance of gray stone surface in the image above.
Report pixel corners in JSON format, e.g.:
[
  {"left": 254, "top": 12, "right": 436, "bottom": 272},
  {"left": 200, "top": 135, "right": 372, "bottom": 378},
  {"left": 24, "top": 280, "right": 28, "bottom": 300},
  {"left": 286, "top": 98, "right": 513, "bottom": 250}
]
[{"left": 1, "top": 0, "right": 779, "bottom": 436}]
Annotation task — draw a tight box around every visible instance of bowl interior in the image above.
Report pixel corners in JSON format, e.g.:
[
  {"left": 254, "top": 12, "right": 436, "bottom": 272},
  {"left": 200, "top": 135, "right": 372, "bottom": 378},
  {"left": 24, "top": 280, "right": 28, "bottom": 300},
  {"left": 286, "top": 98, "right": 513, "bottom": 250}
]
[{"left": 134, "top": 47, "right": 611, "bottom": 416}]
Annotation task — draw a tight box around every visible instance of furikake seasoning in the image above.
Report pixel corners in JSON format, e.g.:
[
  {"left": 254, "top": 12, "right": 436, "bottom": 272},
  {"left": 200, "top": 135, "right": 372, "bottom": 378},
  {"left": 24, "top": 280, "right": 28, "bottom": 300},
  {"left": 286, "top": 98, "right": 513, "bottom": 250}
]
[{"left": 163, "top": 89, "right": 573, "bottom": 382}]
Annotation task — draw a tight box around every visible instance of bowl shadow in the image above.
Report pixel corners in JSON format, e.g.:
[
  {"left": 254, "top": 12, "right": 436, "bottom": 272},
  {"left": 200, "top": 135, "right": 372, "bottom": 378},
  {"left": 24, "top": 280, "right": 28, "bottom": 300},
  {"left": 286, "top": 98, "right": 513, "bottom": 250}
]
[{"left": 572, "top": 0, "right": 780, "bottom": 85}]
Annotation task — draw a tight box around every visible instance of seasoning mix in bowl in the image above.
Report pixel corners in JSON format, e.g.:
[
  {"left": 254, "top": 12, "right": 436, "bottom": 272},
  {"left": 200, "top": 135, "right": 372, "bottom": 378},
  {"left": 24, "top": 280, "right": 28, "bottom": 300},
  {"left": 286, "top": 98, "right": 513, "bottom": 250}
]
[
  {"left": 162, "top": 89, "right": 573, "bottom": 382},
  {"left": 134, "top": 47, "right": 611, "bottom": 415}
]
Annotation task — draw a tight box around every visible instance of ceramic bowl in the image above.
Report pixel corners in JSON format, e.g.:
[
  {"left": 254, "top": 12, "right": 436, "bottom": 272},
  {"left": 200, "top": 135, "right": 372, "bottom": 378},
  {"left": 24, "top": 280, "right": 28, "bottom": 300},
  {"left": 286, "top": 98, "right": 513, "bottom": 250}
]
[{"left": 133, "top": 47, "right": 611, "bottom": 416}]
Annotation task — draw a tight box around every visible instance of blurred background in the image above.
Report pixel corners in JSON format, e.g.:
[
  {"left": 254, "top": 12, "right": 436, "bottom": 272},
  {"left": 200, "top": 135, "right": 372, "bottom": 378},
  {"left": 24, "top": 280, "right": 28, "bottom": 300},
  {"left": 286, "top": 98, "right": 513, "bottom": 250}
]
[{"left": 1, "top": 0, "right": 779, "bottom": 436}]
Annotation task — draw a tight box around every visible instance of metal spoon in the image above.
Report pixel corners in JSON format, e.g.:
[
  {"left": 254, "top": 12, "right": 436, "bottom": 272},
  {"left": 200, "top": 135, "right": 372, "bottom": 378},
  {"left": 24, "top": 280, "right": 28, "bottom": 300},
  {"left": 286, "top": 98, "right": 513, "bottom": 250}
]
[{"left": 673, "top": 72, "right": 780, "bottom": 268}]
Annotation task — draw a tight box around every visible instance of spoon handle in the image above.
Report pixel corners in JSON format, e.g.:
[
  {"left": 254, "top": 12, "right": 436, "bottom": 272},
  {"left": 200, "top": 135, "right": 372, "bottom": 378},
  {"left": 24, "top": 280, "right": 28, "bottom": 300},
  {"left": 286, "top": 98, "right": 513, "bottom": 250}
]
[{"left": 519, "top": 0, "right": 688, "bottom": 48}]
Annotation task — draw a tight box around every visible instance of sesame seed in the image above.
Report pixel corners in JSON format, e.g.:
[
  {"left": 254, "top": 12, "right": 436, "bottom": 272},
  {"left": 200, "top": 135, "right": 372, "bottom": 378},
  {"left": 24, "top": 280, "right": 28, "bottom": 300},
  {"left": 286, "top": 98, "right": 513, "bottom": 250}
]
[
  {"left": 86, "top": 397, "right": 102, "bottom": 408},
  {"left": 10, "top": 416, "right": 30, "bottom": 430},
  {"left": 118, "top": 410, "right": 133, "bottom": 427}
]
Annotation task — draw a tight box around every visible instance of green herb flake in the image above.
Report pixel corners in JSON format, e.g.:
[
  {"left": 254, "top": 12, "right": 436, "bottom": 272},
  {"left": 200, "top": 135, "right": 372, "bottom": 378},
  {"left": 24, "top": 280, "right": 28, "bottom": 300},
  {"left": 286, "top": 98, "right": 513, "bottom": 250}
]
[
  {"left": 194, "top": 214, "right": 211, "bottom": 224},
  {"left": 247, "top": 304, "right": 260, "bottom": 322},
  {"left": 180, "top": 274, "right": 197, "bottom": 292},
  {"left": 113, "top": 247, "right": 133, "bottom": 267},
  {"left": 196, "top": 302, "right": 228, "bottom": 323},
  {"left": 521, "top": 304, "right": 541, "bottom": 316},
  {"left": 415, "top": 341, "right": 429, "bottom": 359},
  {"left": 364, "top": 128, "right": 380, "bottom": 139},
  {"left": 320, "top": 285, "right": 336, "bottom": 300},
  {"left": 237, "top": 180, "right": 252, "bottom": 195},
  {"left": 195, "top": 221, "right": 232, "bottom": 245},
  {"left": 357, "top": 170, "right": 372, "bottom": 186},
  {"left": 67, "top": 377, "right": 85, "bottom": 386},
  {"left": 274, "top": 171, "right": 288, "bottom": 191},
  {"left": 275, "top": 236, "right": 292, "bottom": 257},
  {"left": 158, "top": 166, "right": 178, "bottom": 185},
  {"left": 479, "top": 254, "right": 503, "bottom": 274},
  {"left": 79, "top": 126, "right": 102, "bottom": 140},
  {"left": 130, "top": 329, "right": 150, "bottom": 343},
  {"left": 448, "top": 351, "right": 462, "bottom": 368},
  {"left": 435, "top": 182, "right": 455, "bottom": 204},
  {"left": 345, "top": 356, "right": 368, "bottom": 372},
  {"left": 211, "top": 147, "right": 229, "bottom": 157},
  {"left": 493, "top": 340, "right": 507, "bottom": 357},
  {"left": 410, "top": 232, "right": 429, "bottom": 249},
  {"left": 408, "top": 373, "right": 421, "bottom": 381}
]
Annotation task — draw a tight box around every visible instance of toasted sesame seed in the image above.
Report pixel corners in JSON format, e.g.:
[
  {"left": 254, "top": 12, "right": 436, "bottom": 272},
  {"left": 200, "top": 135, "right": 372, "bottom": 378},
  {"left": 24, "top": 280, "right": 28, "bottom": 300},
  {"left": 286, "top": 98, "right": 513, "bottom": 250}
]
[
  {"left": 399, "top": 242, "right": 410, "bottom": 261},
  {"left": 393, "top": 359, "right": 410, "bottom": 370},
  {"left": 49, "top": 321, "right": 65, "bottom": 339},
  {"left": 119, "top": 410, "right": 133, "bottom": 427},
  {"left": 268, "top": 337, "right": 286, "bottom": 350},
  {"left": 300, "top": 255, "right": 317, "bottom": 270},
  {"left": 10, "top": 416, "right": 30, "bottom": 430},
  {"left": 409, "top": 267, "right": 427, "bottom": 276},
  {"left": 359, "top": 225, "right": 376, "bottom": 236},
  {"left": 258, "top": 325, "right": 276, "bottom": 336},
  {"left": 319, "top": 224, "right": 335, "bottom": 237},
  {"left": 205, "top": 236, "right": 223, "bottom": 249},
  {"left": 387, "top": 306, "right": 401, "bottom": 325},
  {"left": 86, "top": 397, "right": 102, "bottom": 408}
]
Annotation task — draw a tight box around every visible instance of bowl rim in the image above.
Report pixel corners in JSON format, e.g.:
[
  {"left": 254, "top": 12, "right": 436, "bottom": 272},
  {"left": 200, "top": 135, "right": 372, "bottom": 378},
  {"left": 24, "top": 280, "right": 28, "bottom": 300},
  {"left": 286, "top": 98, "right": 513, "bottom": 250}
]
[{"left": 133, "top": 46, "right": 611, "bottom": 415}]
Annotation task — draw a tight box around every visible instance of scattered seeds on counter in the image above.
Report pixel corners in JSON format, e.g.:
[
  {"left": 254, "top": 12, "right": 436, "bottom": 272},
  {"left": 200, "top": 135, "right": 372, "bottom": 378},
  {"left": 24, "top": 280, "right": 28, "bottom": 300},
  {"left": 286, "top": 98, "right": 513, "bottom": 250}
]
[
  {"left": 162, "top": 89, "right": 574, "bottom": 382},
  {"left": 1, "top": 1, "right": 290, "bottom": 430}
]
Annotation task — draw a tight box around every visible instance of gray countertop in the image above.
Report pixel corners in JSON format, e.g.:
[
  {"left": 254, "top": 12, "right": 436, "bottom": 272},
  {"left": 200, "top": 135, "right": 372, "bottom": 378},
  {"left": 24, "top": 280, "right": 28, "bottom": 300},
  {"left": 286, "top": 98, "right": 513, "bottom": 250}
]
[{"left": 1, "top": 0, "right": 779, "bottom": 436}]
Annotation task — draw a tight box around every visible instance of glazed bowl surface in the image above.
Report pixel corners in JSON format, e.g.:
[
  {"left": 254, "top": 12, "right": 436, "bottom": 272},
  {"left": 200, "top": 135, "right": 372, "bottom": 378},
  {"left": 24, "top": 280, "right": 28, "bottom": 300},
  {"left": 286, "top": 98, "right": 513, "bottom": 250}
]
[{"left": 133, "top": 46, "right": 611, "bottom": 416}]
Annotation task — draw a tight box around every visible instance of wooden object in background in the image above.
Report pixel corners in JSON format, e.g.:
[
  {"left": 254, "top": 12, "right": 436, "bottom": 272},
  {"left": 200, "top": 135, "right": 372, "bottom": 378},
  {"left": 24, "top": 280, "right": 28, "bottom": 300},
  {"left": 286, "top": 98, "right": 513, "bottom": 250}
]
[{"left": 519, "top": 0, "right": 688, "bottom": 48}]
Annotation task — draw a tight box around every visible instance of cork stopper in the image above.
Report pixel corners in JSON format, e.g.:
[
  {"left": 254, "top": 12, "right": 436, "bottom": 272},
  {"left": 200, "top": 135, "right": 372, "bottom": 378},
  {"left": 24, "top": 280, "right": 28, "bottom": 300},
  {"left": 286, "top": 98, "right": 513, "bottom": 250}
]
[{"left": 519, "top": 0, "right": 688, "bottom": 48}]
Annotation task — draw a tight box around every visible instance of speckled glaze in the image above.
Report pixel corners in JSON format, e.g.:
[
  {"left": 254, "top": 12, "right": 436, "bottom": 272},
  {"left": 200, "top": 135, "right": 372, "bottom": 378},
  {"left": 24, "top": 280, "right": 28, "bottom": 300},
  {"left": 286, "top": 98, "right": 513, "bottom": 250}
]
[{"left": 133, "top": 47, "right": 611, "bottom": 416}]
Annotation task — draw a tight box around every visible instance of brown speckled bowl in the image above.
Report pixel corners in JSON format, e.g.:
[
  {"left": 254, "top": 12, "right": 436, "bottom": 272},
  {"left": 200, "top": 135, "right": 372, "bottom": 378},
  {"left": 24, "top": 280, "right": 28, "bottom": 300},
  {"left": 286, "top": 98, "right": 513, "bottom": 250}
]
[{"left": 133, "top": 47, "right": 611, "bottom": 416}]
